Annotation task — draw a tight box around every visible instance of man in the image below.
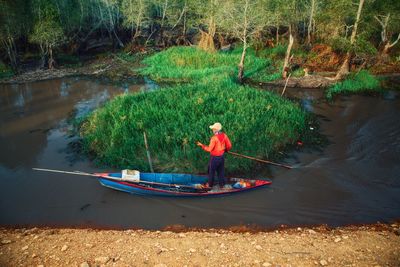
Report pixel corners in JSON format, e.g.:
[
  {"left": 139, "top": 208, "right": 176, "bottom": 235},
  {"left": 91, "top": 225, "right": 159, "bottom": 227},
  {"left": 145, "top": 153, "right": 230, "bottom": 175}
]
[{"left": 196, "top": 122, "right": 232, "bottom": 189}]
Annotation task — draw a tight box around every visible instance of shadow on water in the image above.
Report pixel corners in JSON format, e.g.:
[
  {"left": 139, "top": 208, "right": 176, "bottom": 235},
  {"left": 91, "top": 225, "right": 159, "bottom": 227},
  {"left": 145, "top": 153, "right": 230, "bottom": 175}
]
[{"left": 0, "top": 77, "right": 399, "bottom": 229}]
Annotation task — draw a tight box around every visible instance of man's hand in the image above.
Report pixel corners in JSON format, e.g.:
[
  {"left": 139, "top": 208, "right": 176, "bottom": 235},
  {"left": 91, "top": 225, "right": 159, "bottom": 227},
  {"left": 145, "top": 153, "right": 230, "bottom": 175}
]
[{"left": 196, "top": 141, "right": 203, "bottom": 147}]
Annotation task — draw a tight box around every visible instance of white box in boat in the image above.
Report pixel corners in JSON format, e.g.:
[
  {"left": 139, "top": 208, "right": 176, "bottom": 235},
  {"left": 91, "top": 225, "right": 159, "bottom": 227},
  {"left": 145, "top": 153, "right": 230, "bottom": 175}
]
[{"left": 121, "top": 169, "right": 140, "bottom": 182}]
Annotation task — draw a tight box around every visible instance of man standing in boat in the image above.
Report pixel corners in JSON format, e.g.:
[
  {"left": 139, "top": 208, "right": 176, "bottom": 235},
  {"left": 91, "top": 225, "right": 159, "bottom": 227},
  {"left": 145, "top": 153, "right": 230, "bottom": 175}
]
[{"left": 196, "top": 122, "right": 232, "bottom": 189}]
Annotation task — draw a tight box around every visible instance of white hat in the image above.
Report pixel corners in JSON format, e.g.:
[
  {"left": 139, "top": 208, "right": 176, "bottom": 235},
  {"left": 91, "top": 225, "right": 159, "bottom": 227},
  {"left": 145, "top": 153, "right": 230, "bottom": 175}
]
[{"left": 209, "top": 122, "right": 222, "bottom": 131}]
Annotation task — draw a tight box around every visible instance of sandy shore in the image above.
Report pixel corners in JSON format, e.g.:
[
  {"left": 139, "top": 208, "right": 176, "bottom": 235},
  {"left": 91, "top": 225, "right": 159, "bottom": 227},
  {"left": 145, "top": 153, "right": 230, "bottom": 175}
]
[{"left": 1, "top": 224, "right": 399, "bottom": 267}]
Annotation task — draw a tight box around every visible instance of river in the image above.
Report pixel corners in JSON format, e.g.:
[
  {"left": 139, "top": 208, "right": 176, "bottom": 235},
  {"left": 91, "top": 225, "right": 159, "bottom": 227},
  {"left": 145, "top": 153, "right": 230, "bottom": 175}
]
[{"left": 0, "top": 77, "right": 399, "bottom": 229}]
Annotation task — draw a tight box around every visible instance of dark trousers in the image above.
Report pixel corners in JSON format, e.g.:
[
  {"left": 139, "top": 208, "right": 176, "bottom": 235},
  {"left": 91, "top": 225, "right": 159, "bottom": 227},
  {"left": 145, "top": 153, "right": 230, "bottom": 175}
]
[{"left": 208, "top": 155, "right": 225, "bottom": 187}]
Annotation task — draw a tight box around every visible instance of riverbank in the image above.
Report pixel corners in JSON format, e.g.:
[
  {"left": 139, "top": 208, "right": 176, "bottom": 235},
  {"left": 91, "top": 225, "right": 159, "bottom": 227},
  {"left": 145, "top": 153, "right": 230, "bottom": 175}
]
[
  {"left": 0, "top": 51, "right": 147, "bottom": 84},
  {"left": 1, "top": 47, "right": 398, "bottom": 93},
  {"left": 1, "top": 223, "right": 399, "bottom": 266}
]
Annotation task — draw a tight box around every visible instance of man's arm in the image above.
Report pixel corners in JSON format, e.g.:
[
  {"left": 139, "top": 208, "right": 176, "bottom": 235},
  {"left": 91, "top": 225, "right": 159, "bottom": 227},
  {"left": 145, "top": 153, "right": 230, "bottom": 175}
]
[
  {"left": 225, "top": 135, "right": 232, "bottom": 151},
  {"left": 201, "top": 137, "right": 216, "bottom": 152}
]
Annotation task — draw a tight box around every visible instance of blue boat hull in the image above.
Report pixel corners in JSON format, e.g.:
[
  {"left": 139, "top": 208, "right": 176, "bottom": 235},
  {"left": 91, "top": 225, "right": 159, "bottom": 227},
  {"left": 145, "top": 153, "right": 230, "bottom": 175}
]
[{"left": 97, "top": 172, "right": 271, "bottom": 197}]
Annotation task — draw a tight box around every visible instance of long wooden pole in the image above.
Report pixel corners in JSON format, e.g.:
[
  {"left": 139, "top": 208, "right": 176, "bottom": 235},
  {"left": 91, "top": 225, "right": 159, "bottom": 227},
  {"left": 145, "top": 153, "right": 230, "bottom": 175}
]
[
  {"left": 143, "top": 132, "right": 154, "bottom": 173},
  {"left": 281, "top": 73, "right": 291, "bottom": 96},
  {"left": 227, "top": 151, "right": 292, "bottom": 169},
  {"left": 32, "top": 168, "right": 201, "bottom": 190}
]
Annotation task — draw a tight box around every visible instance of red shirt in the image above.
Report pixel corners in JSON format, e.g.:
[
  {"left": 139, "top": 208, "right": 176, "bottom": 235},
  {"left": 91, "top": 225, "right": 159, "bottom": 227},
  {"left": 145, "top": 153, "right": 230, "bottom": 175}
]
[{"left": 201, "top": 132, "right": 232, "bottom": 156}]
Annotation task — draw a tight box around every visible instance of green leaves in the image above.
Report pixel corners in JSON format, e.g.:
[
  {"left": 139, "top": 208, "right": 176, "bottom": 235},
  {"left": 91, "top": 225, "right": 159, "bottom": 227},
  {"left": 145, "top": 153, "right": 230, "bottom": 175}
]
[{"left": 29, "top": 19, "right": 65, "bottom": 47}]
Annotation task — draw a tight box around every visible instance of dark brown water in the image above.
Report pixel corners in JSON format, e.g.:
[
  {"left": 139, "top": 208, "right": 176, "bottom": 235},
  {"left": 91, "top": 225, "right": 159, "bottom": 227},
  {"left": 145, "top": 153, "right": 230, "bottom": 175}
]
[{"left": 0, "top": 78, "right": 399, "bottom": 229}]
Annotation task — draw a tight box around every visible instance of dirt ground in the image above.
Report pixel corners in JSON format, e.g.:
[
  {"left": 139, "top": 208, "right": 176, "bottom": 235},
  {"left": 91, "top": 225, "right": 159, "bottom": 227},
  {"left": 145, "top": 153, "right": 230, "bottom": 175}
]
[{"left": 1, "top": 224, "right": 399, "bottom": 267}]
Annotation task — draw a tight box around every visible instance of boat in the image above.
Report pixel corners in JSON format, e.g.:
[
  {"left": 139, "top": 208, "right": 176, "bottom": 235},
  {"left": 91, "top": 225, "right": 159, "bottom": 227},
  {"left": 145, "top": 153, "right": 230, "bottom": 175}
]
[
  {"left": 96, "top": 172, "right": 272, "bottom": 197},
  {"left": 32, "top": 168, "right": 272, "bottom": 197}
]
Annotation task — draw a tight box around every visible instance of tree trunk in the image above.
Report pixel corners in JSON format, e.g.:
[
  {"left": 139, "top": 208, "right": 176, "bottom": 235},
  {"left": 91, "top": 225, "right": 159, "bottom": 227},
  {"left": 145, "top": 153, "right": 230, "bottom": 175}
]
[
  {"left": 237, "top": 0, "right": 249, "bottom": 84},
  {"left": 158, "top": 0, "right": 169, "bottom": 47},
  {"left": 131, "top": 0, "right": 144, "bottom": 44},
  {"left": 4, "top": 38, "right": 18, "bottom": 71},
  {"left": 48, "top": 45, "right": 55, "bottom": 70},
  {"left": 282, "top": 33, "right": 294, "bottom": 79},
  {"left": 335, "top": 0, "right": 364, "bottom": 80},
  {"left": 381, "top": 34, "right": 400, "bottom": 55},
  {"left": 276, "top": 25, "right": 279, "bottom": 46},
  {"left": 350, "top": 0, "right": 364, "bottom": 44},
  {"left": 39, "top": 44, "right": 46, "bottom": 69},
  {"left": 335, "top": 52, "right": 350, "bottom": 79},
  {"left": 182, "top": 10, "right": 187, "bottom": 38},
  {"left": 307, "top": 0, "right": 315, "bottom": 45},
  {"left": 238, "top": 43, "right": 247, "bottom": 84}
]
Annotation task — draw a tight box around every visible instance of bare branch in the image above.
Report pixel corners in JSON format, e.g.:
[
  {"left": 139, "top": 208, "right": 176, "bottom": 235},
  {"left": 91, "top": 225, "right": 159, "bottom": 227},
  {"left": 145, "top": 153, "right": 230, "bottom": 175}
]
[
  {"left": 172, "top": 3, "right": 186, "bottom": 30},
  {"left": 388, "top": 33, "right": 400, "bottom": 48}
]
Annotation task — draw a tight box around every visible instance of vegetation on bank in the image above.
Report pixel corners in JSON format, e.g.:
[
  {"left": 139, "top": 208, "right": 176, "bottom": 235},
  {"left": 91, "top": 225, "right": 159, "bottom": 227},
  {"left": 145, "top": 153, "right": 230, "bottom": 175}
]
[
  {"left": 79, "top": 47, "right": 311, "bottom": 173},
  {"left": 1, "top": 0, "right": 399, "bottom": 77},
  {"left": 326, "top": 70, "right": 381, "bottom": 99},
  {"left": 140, "top": 46, "right": 270, "bottom": 83}
]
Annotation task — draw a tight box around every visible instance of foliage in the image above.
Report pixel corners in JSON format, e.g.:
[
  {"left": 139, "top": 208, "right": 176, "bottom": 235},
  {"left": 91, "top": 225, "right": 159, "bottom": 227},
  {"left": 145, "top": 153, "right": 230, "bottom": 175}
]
[
  {"left": 30, "top": 20, "right": 65, "bottom": 48},
  {"left": 326, "top": 70, "right": 381, "bottom": 99},
  {"left": 1, "top": 0, "right": 400, "bottom": 69},
  {"left": 116, "top": 51, "right": 143, "bottom": 63},
  {"left": 29, "top": 0, "right": 65, "bottom": 48},
  {"left": 0, "top": 0, "right": 30, "bottom": 69},
  {"left": 352, "top": 37, "right": 378, "bottom": 56},
  {"left": 80, "top": 78, "right": 308, "bottom": 173},
  {"left": 0, "top": 0, "right": 28, "bottom": 41},
  {"left": 329, "top": 37, "right": 352, "bottom": 54},
  {"left": 55, "top": 54, "right": 82, "bottom": 67},
  {"left": 257, "top": 45, "right": 287, "bottom": 59},
  {"left": 140, "top": 46, "right": 268, "bottom": 82},
  {"left": 0, "top": 61, "right": 14, "bottom": 79},
  {"left": 292, "top": 67, "right": 305, "bottom": 77},
  {"left": 120, "top": 0, "right": 149, "bottom": 39}
]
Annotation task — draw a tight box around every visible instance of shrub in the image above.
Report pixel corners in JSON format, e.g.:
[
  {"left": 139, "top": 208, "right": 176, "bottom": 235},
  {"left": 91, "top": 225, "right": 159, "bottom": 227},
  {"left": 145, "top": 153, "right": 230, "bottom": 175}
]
[
  {"left": 326, "top": 70, "right": 381, "bottom": 99},
  {"left": 0, "top": 61, "right": 14, "bottom": 79},
  {"left": 329, "top": 37, "right": 351, "bottom": 54},
  {"left": 56, "top": 54, "right": 82, "bottom": 67},
  {"left": 258, "top": 45, "right": 287, "bottom": 59}
]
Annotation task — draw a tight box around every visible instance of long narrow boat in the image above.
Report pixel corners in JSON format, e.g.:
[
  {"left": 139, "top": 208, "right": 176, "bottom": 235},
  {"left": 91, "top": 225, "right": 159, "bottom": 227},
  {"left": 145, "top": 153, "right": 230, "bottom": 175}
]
[{"left": 96, "top": 172, "right": 271, "bottom": 197}]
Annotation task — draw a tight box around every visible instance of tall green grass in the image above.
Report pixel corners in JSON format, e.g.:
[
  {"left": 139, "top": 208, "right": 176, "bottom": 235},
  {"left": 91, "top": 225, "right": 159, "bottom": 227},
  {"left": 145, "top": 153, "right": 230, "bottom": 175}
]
[
  {"left": 140, "top": 46, "right": 268, "bottom": 82},
  {"left": 80, "top": 78, "right": 308, "bottom": 173},
  {"left": 326, "top": 70, "right": 381, "bottom": 99}
]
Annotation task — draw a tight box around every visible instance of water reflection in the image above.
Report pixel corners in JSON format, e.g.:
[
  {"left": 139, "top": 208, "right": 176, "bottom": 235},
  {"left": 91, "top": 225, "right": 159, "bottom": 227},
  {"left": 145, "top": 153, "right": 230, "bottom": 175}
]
[{"left": 0, "top": 77, "right": 145, "bottom": 169}]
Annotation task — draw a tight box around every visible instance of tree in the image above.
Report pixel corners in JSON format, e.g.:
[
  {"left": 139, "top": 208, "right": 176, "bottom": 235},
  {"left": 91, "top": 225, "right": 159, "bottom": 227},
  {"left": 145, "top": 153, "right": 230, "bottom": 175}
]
[
  {"left": 314, "top": 0, "right": 354, "bottom": 41},
  {"left": 218, "top": 0, "right": 265, "bottom": 83},
  {"left": 282, "top": 33, "right": 294, "bottom": 78},
  {"left": 335, "top": 0, "right": 365, "bottom": 79},
  {"left": 121, "top": 0, "right": 149, "bottom": 43},
  {"left": 370, "top": 0, "right": 400, "bottom": 57},
  {"left": 30, "top": 0, "right": 66, "bottom": 69},
  {"left": 214, "top": 0, "right": 254, "bottom": 83},
  {"left": 150, "top": 0, "right": 193, "bottom": 46},
  {"left": 306, "top": 0, "right": 316, "bottom": 45},
  {"left": 192, "top": 0, "right": 220, "bottom": 52},
  {"left": 0, "top": 0, "right": 29, "bottom": 71}
]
